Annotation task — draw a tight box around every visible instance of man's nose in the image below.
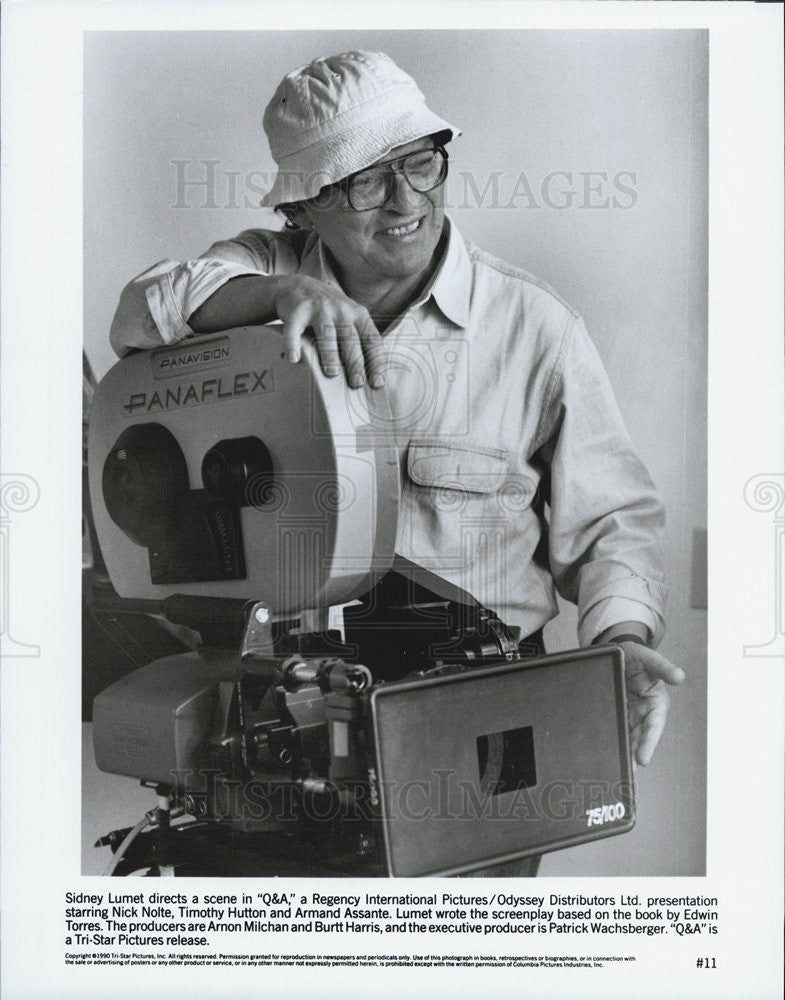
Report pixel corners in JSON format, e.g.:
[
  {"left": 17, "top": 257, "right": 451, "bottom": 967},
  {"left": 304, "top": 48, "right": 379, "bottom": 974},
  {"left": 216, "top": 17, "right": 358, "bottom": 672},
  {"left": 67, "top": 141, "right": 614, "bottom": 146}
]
[{"left": 385, "top": 169, "right": 424, "bottom": 211}]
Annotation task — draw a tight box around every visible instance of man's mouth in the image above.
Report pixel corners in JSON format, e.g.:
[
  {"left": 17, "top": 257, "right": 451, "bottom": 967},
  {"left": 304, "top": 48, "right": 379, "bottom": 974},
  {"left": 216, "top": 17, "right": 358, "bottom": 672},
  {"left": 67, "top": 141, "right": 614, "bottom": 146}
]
[{"left": 378, "top": 218, "right": 423, "bottom": 237}]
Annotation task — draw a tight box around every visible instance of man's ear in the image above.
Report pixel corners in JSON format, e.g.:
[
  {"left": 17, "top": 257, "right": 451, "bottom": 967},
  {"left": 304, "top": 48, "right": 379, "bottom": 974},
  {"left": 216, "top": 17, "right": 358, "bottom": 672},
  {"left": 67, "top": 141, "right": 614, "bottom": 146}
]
[
  {"left": 291, "top": 204, "right": 315, "bottom": 230},
  {"left": 276, "top": 202, "right": 313, "bottom": 231}
]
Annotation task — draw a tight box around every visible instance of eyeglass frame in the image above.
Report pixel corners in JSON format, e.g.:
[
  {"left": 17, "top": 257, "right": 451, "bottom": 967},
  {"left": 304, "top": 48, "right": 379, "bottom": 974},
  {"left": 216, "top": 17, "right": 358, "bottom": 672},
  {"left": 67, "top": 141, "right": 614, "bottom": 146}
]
[{"left": 317, "top": 145, "right": 450, "bottom": 213}]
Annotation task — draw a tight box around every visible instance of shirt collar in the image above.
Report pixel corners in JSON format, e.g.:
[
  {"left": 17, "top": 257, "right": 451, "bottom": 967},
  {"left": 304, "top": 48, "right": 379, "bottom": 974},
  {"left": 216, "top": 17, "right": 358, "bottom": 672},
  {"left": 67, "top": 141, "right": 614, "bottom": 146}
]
[
  {"left": 424, "top": 215, "right": 471, "bottom": 329},
  {"left": 299, "top": 214, "right": 471, "bottom": 329}
]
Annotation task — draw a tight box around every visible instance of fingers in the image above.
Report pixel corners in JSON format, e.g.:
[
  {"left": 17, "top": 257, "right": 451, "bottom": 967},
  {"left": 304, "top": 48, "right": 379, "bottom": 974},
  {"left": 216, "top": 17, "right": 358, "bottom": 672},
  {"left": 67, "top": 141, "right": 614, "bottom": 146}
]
[
  {"left": 626, "top": 662, "right": 673, "bottom": 766},
  {"left": 336, "top": 323, "right": 367, "bottom": 389},
  {"left": 357, "top": 318, "right": 386, "bottom": 389},
  {"left": 313, "top": 323, "right": 373, "bottom": 388},
  {"left": 621, "top": 642, "right": 685, "bottom": 688},
  {"left": 280, "top": 306, "right": 309, "bottom": 365},
  {"left": 314, "top": 323, "right": 341, "bottom": 378},
  {"left": 620, "top": 641, "right": 680, "bottom": 767},
  {"left": 274, "top": 275, "right": 384, "bottom": 389},
  {"left": 631, "top": 693, "right": 671, "bottom": 767},
  {"left": 278, "top": 287, "right": 384, "bottom": 389}
]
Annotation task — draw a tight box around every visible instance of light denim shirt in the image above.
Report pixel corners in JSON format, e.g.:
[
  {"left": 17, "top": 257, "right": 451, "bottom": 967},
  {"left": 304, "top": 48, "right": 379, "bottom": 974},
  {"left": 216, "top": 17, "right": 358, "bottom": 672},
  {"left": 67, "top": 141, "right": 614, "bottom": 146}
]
[{"left": 110, "top": 218, "right": 666, "bottom": 646}]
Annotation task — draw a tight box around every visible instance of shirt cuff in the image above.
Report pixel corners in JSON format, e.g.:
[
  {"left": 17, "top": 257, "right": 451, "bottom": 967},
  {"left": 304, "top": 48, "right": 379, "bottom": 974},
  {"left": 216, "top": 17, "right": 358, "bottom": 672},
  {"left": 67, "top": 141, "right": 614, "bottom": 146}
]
[
  {"left": 594, "top": 621, "right": 649, "bottom": 645},
  {"left": 145, "top": 260, "right": 269, "bottom": 346},
  {"left": 578, "top": 597, "right": 663, "bottom": 648}
]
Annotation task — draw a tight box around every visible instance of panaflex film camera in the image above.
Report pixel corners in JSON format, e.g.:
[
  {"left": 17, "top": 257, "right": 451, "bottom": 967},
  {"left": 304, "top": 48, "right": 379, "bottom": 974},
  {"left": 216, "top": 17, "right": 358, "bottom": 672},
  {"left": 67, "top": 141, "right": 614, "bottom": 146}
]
[{"left": 87, "top": 327, "right": 635, "bottom": 877}]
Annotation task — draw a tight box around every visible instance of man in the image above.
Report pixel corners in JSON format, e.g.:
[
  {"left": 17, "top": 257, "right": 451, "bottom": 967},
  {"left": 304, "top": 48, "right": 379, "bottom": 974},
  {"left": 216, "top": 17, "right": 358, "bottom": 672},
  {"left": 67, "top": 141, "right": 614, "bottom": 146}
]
[{"left": 111, "top": 49, "right": 683, "bottom": 779}]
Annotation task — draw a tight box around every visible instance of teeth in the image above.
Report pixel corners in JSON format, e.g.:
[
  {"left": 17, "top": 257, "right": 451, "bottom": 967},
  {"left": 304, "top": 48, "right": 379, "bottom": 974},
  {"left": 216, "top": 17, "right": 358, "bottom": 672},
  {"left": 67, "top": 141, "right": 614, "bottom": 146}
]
[{"left": 381, "top": 219, "right": 420, "bottom": 236}]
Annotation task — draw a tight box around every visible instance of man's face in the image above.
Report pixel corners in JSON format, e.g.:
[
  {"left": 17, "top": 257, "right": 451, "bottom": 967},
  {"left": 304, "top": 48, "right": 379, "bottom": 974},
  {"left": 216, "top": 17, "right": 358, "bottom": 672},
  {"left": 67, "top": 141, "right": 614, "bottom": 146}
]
[{"left": 298, "top": 138, "right": 446, "bottom": 296}]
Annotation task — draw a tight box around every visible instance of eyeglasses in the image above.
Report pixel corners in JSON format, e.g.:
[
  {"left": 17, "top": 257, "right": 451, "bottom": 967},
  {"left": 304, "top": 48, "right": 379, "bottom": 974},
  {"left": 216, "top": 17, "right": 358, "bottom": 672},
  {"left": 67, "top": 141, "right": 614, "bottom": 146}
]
[{"left": 334, "top": 146, "right": 449, "bottom": 212}]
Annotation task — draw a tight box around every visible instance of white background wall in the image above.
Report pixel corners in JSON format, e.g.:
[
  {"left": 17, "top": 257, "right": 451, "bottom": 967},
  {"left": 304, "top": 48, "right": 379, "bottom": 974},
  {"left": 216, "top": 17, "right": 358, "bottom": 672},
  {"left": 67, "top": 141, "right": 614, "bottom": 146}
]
[{"left": 83, "top": 29, "right": 707, "bottom": 876}]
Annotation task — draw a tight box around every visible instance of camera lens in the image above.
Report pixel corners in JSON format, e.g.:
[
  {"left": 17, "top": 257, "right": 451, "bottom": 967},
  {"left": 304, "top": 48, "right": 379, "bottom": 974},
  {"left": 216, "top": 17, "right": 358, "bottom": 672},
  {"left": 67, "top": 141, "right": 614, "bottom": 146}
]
[{"left": 201, "top": 437, "right": 273, "bottom": 506}]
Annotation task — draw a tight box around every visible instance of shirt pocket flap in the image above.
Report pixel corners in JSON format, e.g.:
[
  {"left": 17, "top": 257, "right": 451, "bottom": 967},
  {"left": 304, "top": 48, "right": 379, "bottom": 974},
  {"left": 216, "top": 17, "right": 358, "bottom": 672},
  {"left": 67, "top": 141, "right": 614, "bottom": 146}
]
[{"left": 407, "top": 441, "right": 509, "bottom": 494}]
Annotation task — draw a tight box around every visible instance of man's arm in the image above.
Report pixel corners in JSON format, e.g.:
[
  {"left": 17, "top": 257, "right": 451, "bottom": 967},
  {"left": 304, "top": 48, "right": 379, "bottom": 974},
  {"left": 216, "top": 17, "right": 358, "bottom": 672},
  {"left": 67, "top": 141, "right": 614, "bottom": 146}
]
[
  {"left": 189, "top": 274, "right": 386, "bottom": 389},
  {"left": 541, "top": 317, "right": 682, "bottom": 764},
  {"left": 542, "top": 318, "right": 668, "bottom": 644},
  {"left": 109, "top": 233, "right": 278, "bottom": 357},
  {"left": 109, "top": 232, "right": 385, "bottom": 387}
]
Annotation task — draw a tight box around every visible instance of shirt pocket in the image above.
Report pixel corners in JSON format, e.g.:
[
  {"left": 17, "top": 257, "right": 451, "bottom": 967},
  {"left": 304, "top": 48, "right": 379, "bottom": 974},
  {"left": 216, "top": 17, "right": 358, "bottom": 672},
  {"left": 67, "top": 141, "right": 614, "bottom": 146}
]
[{"left": 397, "top": 439, "right": 516, "bottom": 572}]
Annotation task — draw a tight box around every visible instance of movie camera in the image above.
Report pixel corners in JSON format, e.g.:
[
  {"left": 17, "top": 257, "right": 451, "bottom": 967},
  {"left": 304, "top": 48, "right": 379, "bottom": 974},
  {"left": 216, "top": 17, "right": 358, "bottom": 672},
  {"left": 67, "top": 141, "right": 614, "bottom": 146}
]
[{"left": 86, "top": 327, "right": 635, "bottom": 877}]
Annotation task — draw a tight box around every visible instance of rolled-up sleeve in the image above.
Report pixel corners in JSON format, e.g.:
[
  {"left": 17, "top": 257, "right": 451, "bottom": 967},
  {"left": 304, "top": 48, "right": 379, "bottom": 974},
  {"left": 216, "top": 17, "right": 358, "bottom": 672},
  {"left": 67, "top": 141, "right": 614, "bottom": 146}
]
[
  {"left": 539, "top": 317, "right": 667, "bottom": 647},
  {"left": 109, "top": 231, "right": 279, "bottom": 357}
]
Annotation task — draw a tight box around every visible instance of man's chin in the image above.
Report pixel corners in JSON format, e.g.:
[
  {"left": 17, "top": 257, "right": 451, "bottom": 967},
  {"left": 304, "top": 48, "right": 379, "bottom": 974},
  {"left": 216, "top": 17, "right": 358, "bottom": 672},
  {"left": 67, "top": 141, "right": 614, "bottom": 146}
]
[{"left": 378, "top": 235, "right": 443, "bottom": 279}]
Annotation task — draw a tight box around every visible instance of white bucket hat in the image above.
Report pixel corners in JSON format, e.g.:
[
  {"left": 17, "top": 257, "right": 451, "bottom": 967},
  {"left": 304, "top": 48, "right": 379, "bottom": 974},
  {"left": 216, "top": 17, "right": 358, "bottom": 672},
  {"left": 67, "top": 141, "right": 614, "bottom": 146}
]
[{"left": 261, "top": 50, "right": 460, "bottom": 207}]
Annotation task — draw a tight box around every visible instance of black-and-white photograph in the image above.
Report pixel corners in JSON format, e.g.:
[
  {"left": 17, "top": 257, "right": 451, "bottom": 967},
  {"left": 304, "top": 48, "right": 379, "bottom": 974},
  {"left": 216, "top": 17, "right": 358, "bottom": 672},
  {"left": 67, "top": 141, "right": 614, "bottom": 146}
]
[
  {"left": 81, "top": 28, "right": 707, "bottom": 880},
  {"left": 2, "top": 2, "right": 784, "bottom": 998}
]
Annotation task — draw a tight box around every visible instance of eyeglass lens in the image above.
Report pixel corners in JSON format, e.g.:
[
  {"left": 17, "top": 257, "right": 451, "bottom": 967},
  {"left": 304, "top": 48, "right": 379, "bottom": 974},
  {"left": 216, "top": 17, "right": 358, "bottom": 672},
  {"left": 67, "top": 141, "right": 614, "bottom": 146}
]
[{"left": 348, "top": 148, "right": 448, "bottom": 211}]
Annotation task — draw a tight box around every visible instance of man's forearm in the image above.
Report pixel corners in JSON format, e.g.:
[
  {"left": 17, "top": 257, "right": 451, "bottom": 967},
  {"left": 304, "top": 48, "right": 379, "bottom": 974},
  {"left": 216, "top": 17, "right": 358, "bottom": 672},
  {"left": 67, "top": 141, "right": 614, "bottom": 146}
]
[{"left": 188, "top": 274, "right": 282, "bottom": 332}]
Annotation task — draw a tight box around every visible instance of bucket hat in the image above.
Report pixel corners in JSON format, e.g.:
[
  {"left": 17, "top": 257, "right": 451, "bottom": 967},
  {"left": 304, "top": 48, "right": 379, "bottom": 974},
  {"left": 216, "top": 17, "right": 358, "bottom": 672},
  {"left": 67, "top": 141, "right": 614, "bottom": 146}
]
[{"left": 261, "top": 50, "right": 460, "bottom": 206}]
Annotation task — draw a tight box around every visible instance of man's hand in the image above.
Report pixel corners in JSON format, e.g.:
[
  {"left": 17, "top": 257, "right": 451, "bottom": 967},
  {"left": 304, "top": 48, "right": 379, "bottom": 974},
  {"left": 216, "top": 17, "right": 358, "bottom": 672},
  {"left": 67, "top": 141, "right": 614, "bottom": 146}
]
[
  {"left": 618, "top": 642, "right": 685, "bottom": 767},
  {"left": 274, "top": 276, "right": 386, "bottom": 390}
]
